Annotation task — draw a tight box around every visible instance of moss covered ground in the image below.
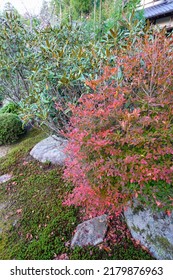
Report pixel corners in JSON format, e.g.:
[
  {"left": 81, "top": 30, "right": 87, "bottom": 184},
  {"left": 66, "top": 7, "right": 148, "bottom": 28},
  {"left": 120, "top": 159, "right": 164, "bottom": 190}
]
[{"left": 0, "top": 129, "right": 154, "bottom": 260}]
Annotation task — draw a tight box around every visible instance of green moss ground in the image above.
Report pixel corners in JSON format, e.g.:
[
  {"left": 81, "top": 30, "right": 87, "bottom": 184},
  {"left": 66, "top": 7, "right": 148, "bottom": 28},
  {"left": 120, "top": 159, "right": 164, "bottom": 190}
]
[{"left": 0, "top": 129, "right": 154, "bottom": 260}]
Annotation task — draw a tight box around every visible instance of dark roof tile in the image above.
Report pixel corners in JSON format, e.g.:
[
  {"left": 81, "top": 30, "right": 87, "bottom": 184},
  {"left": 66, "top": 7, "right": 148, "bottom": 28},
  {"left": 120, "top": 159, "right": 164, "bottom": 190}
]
[{"left": 144, "top": 2, "right": 173, "bottom": 18}]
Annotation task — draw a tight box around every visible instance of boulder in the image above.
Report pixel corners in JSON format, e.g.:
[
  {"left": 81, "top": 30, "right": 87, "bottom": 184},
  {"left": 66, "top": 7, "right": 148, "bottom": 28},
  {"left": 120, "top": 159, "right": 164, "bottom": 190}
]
[
  {"left": 71, "top": 214, "right": 108, "bottom": 248},
  {"left": 30, "top": 135, "right": 68, "bottom": 165},
  {"left": 124, "top": 204, "right": 173, "bottom": 259}
]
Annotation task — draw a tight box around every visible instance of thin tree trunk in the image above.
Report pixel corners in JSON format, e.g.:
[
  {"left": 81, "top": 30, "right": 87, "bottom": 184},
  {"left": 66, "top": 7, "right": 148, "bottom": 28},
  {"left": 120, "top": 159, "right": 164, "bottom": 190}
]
[
  {"left": 59, "top": 0, "right": 62, "bottom": 26},
  {"left": 69, "top": 0, "right": 72, "bottom": 25},
  {"left": 99, "top": 0, "right": 102, "bottom": 31},
  {"left": 94, "top": 0, "right": 96, "bottom": 37}
]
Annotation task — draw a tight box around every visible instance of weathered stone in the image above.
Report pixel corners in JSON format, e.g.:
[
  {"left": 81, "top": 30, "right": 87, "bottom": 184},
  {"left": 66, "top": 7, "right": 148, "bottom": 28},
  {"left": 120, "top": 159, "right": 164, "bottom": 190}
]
[
  {"left": 124, "top": 203, "right": 173, "bottom": 260},
  {"left": 71, "top": 214, "right": 108, "bottom": 248},
  {"left": 30, "top": 135, "right": 68, "bottom": 165},
  {"left": 0, "top": 174, "right": 12, "bottom": 184}
]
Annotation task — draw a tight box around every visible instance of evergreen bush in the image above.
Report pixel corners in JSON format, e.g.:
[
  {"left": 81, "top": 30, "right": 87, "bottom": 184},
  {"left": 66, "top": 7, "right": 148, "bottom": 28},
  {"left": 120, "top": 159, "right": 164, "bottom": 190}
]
[
  {"left": 0, "top": 113, "right": 25, "bottom": 145},
  {"left": 0, "top": 102, "right": 19, "bottom": 114}
]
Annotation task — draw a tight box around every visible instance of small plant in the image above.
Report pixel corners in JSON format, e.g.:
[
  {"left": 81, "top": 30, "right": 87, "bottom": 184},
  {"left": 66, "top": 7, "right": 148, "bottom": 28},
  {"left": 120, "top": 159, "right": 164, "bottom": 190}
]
[
  {"left": 0, "top": 102, "right": 19, "bottom": 114},
  {"left": 0, "top": 113, "right": 26, "bottom": 145}
]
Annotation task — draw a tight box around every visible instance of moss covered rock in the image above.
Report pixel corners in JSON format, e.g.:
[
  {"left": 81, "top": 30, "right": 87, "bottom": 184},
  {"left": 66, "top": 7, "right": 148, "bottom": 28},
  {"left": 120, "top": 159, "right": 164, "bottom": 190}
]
[{"left": 124, "top": 202, "right": 173, "bottom": 260}]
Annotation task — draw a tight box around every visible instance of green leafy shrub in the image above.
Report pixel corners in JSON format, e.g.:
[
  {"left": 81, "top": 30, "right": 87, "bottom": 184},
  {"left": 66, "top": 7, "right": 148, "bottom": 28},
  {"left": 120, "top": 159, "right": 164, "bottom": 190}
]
[
  {"left": 0, "top": 102, "right": 19, "bottom": 114},
  {"left": 0, "top": 14, "right": 107, "bottom": 134},
  {"left": 19, "top": 23, "right": 112, "bottom": 135},
  {"left": 0, "top": 9, "right": 144, "bottom": 136},
  {"left": 0, "top": 113, "right": 25, "bottom": 145}
]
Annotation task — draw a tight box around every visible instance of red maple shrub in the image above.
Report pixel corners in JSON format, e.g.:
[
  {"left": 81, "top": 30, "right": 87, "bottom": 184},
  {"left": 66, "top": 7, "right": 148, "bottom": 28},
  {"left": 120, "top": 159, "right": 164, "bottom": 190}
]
[{"left": 63, "top": 29, "right": 173, "bottom": 218}]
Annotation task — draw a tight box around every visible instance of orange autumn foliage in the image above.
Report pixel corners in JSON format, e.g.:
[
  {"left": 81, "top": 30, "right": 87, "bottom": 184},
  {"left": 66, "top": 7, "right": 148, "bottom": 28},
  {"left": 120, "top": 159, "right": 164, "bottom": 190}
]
[{"left": 63, "top": 29, "right": 173, "bottom": 218}]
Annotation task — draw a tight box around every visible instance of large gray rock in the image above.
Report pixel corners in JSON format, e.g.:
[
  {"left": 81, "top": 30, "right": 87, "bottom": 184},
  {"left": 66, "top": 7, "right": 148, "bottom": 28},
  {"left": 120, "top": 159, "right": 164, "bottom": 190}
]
[
  {"left": 71, "top": 214, "right": 108, "bottom": 248},
  {"left": 30, "top": 135, "right": 68, "bottom": 165},
  {"left": 124, "top": 204, "right": 173, "bottom": 259}
]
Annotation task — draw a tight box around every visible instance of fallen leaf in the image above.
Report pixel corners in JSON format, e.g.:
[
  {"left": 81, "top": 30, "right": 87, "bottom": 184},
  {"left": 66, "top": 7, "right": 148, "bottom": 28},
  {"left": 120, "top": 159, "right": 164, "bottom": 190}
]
[
  {"left": 26, "top": 233, "right": 33, "bottom": 240},
  {"left": 166, "top": 210, "right": 171, "bottom": 216},
  {"left": 16, "top": 209, "right": 22, "bottom": 215}
]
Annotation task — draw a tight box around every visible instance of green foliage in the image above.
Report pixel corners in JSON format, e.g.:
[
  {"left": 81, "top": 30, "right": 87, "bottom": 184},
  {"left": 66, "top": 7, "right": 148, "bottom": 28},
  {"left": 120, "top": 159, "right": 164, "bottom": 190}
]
[
  {"left": 0, "top": 94, "right": 3, "bottom": 106},
  {"left": 1, "top": 169, "right": 78, "bottom": 260},
  {"left": 0, "top": 113, "right": 25, "bottom": 145},
  {"left": 0, "top": 13, "right": 104, "bottom": 134},
  {"left": 70, "top": 241, "right": 153, "bottom": 260},
  {"left": 0, "top": 3, "right": 145, "bottom": 136},
  {"left": 0, "top": 13, "right": 34, "bottom": 102},
  {"left": 52, "top": 0, "right": 93, "bottom": 22},
  {"left": 0, "top": 128, "right": 47, "bottom": 170},
  {"left": 0, "top": 102, "right": 19, "bottom": 114},
  {"left": 71, "top": 0, "right": 93, "bottom": 15},
  {"left": 51, "top": 0, "right": 143, "bottom": 37}
]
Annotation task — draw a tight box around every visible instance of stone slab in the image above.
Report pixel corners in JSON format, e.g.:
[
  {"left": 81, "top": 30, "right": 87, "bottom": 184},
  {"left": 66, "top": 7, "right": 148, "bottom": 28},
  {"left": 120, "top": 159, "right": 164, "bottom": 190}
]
[
  {"left": 71, "top": 214, "right": 108, "bottom": 248},
  {"left": 0, "top": 174, "right": 12, "bottom": 184}
]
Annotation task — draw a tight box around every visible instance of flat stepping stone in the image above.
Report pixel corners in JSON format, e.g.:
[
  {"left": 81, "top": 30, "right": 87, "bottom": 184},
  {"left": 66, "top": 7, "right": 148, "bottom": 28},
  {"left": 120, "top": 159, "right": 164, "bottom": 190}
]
[
  {"left": 71, "top": 214, "right": 108, "bottom": 248},
  {"left": 0, "top": 174, "right": 12, "bottom": 184},
  {"left": 30, "top": 135, "right": 68, "bottom": 165}
]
